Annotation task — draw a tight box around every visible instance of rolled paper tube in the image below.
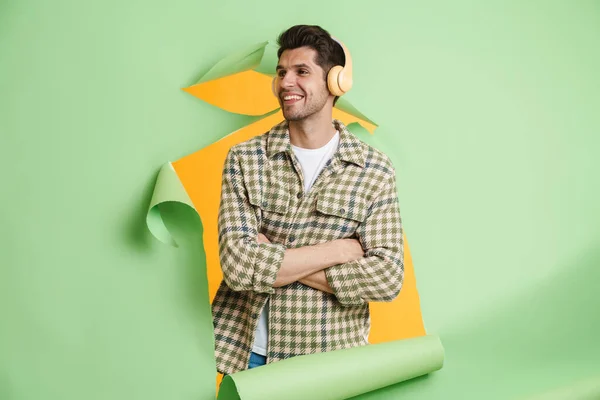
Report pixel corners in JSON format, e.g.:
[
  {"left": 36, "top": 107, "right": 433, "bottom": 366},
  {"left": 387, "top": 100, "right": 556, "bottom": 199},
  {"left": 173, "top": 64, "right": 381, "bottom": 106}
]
[{"left": 218, "top": 335, "right": 444, "bottom": 400}]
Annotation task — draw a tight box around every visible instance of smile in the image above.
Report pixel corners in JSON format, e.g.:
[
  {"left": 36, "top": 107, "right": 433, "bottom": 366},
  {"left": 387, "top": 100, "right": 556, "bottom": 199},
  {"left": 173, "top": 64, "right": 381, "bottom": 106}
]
[{"left": 281, "top": 93, "right": 304, "bottom": 104}]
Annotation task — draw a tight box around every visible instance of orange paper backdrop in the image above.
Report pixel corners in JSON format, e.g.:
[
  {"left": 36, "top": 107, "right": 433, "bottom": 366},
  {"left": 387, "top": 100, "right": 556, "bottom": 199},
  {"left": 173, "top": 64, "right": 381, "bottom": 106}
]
[{"left": 172, "top": 111, "right": 426, "bottom": 344}]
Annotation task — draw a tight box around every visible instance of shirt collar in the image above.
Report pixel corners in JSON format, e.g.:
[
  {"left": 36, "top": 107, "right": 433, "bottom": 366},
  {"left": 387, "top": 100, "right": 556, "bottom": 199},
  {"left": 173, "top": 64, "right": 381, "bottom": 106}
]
[{"left": 266, "top": 119, "right": 366, "bottom": 168}]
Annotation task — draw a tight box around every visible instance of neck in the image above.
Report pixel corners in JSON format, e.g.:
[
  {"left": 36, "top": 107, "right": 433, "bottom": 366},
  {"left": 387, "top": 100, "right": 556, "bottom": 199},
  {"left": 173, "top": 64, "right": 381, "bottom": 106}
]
[{"left": 288, "top": 107, "right": 337, "bottom": 149}]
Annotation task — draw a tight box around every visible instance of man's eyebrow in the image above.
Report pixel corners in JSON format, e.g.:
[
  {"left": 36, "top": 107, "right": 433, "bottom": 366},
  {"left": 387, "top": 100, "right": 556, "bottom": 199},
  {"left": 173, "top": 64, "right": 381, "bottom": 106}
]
[{"left": 276, "top": 63, "right": 312, "bottom": 70}]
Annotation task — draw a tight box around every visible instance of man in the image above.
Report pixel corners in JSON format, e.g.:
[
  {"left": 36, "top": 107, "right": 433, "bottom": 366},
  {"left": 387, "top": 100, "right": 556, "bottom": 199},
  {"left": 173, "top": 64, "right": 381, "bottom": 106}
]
[{"left": 212, "top": 25, "right": 404, "bottom": 375}]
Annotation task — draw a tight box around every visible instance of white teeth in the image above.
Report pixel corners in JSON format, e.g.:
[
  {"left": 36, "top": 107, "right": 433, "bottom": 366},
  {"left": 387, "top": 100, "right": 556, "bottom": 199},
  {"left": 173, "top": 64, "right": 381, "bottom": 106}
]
[{"left": 283, "top": 95, "right": 302, "bottom": 100}]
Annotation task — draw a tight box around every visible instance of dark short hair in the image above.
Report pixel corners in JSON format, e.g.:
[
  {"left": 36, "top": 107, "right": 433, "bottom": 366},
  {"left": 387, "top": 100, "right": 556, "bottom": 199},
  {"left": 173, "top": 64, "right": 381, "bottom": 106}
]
[{"left": 277, "top": 25, "right": 345, "bottom": 104}]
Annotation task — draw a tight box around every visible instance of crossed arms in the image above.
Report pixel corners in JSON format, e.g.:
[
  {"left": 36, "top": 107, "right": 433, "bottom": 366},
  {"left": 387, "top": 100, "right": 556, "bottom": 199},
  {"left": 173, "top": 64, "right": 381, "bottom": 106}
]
[
  {"left": 257, "top": 232, "right": 363, "bottom": 294},
  {"left": 218, "top": 149, "right": 404, "bottom": 306}
]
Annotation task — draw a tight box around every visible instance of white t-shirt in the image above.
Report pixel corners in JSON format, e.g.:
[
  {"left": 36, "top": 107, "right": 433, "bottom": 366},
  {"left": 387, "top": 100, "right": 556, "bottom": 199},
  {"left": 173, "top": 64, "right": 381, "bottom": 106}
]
[{"left": 252, "top": 131, "right": 340, "bottom": 356}]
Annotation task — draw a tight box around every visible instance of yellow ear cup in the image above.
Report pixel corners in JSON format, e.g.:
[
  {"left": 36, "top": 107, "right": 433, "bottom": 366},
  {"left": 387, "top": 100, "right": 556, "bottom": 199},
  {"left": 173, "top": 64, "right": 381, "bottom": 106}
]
[
  {"left": 327, "top": 65, "right": 345, "bottom": 96},
  {"left": 328, "top": 38, "right": 353, "bottom": 96},
  {"left": 337, "top": 63, "right": 353, "bottom": 93}
]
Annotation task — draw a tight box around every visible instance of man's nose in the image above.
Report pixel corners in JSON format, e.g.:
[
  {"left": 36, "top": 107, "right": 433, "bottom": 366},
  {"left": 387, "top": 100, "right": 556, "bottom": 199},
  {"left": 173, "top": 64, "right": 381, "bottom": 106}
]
[{"left": 280, "top": 73, "right": 296, "bottom": 88}]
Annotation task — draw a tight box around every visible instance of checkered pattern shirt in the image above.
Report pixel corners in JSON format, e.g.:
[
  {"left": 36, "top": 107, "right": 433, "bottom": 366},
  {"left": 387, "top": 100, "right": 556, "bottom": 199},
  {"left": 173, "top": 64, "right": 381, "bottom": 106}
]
[{"left": 212, "top": 119, "right": 404, "bottom": 374}]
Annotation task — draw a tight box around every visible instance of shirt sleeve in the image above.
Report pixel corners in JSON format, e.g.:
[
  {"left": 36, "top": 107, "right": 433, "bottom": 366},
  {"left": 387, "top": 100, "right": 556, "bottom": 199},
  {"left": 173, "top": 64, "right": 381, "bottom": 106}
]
[
  {"left": 217, "top": 149, "right": 286, "bottom": 293},
  {"left": 325, "top": 170, "right": 404, "bottom": 306}
]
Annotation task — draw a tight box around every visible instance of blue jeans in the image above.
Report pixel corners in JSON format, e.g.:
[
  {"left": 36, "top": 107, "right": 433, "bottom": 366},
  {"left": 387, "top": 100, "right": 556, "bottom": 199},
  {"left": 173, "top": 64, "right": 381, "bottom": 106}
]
[{"left": 248, "top": 352, "right": 267, "bottom": 369}]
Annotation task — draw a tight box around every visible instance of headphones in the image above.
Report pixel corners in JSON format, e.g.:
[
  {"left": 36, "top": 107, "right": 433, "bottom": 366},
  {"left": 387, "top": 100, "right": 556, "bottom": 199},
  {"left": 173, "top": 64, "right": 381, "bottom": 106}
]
[{"left": 272, "top": 37, "right": 353, "bottom": 98}]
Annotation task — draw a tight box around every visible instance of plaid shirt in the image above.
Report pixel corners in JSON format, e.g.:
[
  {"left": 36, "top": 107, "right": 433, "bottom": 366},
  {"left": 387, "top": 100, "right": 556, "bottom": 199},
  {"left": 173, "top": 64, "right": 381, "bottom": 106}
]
[{"left": 212, "top": 119, "right": 404, "bottom": 374}]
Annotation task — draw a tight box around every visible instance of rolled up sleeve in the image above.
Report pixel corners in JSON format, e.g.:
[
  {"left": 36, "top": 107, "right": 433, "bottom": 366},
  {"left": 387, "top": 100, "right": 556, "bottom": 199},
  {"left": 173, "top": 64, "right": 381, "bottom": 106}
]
[
  {"left": 218, "top": 149, "right": 285, "bottom": 293},
  {"left": 326, "top": 171, "right": 404, "bottom": 306}
]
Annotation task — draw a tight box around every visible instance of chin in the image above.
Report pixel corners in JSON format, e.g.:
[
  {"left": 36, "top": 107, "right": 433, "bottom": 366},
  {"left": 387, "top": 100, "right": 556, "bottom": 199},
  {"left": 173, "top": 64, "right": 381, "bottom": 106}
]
[{"left": 283, "top": 112, "right": 305, "bottom": 121}]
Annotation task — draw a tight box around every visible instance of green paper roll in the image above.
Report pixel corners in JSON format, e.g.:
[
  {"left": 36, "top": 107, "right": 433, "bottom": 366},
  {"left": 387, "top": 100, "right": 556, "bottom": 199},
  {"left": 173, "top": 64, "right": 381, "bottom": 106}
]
[
  {"left": 146, "top": 162, "right": 196, "bottom": 247},
  {"left": 219, "top": 335, "right": 444, "bottom": 400}
]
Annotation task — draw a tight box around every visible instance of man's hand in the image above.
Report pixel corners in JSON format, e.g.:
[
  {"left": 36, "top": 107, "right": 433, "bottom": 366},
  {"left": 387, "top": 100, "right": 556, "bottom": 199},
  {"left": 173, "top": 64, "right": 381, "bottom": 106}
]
[
  {"left": 297, "top": 239, "right": 363, "bottom": 294},
  {"left": 257, "top": 233, "right": 271, "bottom": 244},
  {"left": 333, "top": 238, "right": 364, "bottom": 264}
]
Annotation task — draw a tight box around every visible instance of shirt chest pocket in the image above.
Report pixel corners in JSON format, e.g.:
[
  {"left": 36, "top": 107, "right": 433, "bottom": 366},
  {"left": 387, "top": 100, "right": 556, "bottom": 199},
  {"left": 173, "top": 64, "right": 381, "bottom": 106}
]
[
  {"left": 248, "top": 180, "right": 291, "bottom": 231},
  {"left": 314, "top": 195, "right": 368, "bottom": 238}
]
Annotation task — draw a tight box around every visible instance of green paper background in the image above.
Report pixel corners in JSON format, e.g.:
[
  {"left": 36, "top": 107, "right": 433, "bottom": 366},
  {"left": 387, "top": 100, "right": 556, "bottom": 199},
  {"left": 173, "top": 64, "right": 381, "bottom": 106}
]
[{"left": 1, "top": 1, "right": 599, "bottom": 399}]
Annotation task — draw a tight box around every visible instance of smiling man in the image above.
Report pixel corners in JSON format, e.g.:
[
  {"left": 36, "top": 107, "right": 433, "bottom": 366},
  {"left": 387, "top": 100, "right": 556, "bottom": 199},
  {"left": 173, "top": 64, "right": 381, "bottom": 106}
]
[{"left": 212, "top": 25, "right": 404, "bottom": 375}]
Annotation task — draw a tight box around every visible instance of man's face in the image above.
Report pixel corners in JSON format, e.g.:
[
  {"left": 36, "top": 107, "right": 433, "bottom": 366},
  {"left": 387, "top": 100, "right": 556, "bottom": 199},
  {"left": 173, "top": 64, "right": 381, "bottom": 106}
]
[{"left": 275, "top": 47, "right": 332, "bottom": 121}]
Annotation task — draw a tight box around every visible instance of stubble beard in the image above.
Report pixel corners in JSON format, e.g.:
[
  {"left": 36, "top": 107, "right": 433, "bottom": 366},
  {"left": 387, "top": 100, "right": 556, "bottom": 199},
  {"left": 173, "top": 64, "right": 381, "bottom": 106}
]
[{"left": 283, "top": 88, "right": 330, "bottom": 122}]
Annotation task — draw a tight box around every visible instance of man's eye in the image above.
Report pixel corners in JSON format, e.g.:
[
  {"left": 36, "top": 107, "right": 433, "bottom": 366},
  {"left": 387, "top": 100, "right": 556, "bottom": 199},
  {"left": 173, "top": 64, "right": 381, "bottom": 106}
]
[
  {"left": 278, "top": 71, "right": 286, "bottom": 78},
  {"left": 299, "top": 70, "right": 308, "bottom": 75}
]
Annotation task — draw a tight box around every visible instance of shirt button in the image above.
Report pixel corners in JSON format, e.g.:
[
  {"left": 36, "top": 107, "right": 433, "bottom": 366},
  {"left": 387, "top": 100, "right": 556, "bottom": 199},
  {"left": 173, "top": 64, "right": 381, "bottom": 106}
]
[
  {"left": 289, "top": 235, "right": 296, "bottom": 243},
  {"left": 340, "top": 208, "right": 346, "bottom": 214},
  {"left": 296, "top": 192, "right": 303, "bottom": 199},
  {"left": 262, "top": 201, "right": 268, "bottom": 208}
]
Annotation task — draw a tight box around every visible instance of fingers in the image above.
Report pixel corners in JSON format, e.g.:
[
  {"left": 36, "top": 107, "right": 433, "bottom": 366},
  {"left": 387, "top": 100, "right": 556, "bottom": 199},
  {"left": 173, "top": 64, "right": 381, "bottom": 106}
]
[{"left": 257, "top": 233, "right": 271, "bottom": 244}]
